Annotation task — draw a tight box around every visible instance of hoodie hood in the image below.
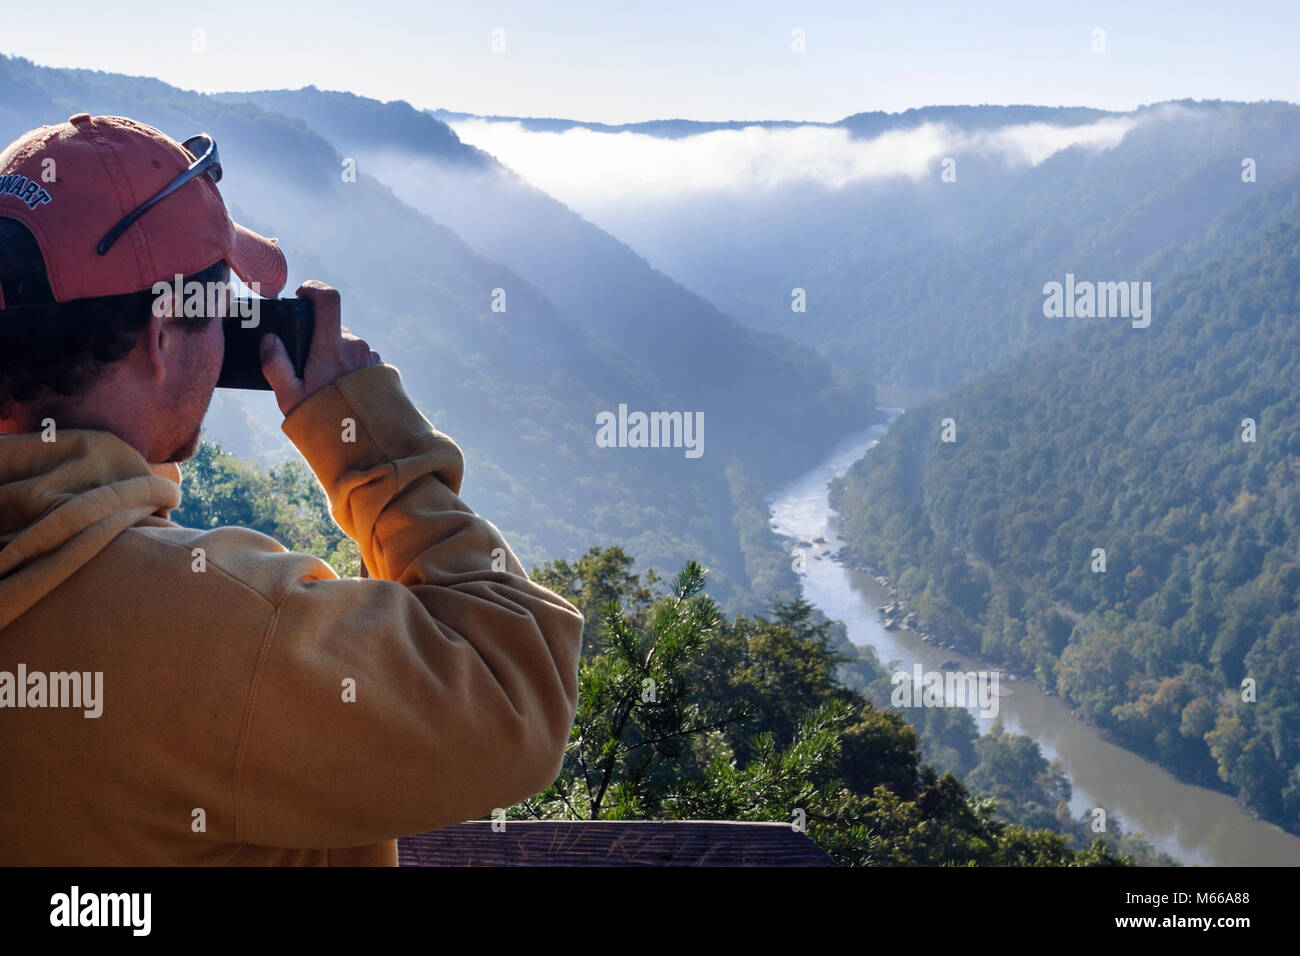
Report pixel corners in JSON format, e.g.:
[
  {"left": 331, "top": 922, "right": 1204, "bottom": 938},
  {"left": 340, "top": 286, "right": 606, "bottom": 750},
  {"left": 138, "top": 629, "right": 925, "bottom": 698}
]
[{"left": 0, "top": 429, "right": 181, "bottom": 630}]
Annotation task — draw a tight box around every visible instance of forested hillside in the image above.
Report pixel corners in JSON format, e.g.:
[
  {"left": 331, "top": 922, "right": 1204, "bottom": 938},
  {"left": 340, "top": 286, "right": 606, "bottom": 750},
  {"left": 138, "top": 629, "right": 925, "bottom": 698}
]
[
  {"left": 212, "top": 86, "right": 873, "bottom": 491},
  {"left": 831, "top": 178, "right": 1300, "bottom": 830}
]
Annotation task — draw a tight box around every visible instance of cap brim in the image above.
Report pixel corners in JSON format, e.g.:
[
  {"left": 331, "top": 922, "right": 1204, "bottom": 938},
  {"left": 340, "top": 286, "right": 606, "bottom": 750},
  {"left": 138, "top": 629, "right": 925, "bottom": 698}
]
[{"left": 226, "top": 221, "right": 288, "bottom": 298}]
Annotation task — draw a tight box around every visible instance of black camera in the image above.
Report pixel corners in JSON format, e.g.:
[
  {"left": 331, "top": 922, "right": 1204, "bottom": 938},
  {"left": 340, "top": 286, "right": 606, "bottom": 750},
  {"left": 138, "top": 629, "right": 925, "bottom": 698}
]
[{"left": 216, "top": 297, "right": 314, "bottom": 390}]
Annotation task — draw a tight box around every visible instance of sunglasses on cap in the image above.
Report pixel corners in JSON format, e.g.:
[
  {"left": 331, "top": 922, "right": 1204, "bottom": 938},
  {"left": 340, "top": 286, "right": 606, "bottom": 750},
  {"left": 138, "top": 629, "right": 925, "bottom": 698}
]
[{"left": 96, "top": 133, "right": 222, "bottom": 256}]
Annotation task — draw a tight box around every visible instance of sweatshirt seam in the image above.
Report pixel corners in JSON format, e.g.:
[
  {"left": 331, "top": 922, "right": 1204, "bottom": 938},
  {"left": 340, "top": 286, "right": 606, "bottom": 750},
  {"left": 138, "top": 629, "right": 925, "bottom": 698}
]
[
  {"left": 126, "top": 530, "right": 308, "bottom": 845},
  {"left": 285, "top": 387, "right": 407, "bottom": 483},
  {"left": 332, "top": 371, "right": 438, "bottom": 464},
  {"left": 232, "top": 600, "right": 283, "bottom": 845},
  {"left": 136, "top": 529, "right": 295, "bottom": 608},
  {"left": 334, "top": 376, "right": 394, "bottom": 460},
  {"left": 285, "top": 383, "right": 401, "bottom": 582}
]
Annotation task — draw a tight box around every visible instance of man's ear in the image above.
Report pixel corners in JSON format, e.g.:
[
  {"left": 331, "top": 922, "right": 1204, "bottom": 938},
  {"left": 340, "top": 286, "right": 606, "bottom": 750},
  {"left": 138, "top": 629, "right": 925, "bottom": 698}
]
[{"left": 143, "top": 308, "right": 168, "bottom": 382}]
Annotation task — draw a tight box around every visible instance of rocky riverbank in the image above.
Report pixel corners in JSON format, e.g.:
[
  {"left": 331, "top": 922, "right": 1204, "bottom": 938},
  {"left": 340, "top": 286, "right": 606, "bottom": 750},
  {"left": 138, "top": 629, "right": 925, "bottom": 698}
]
[{"left": 830, "top": 544, "right": 1039, "bottom": 690}]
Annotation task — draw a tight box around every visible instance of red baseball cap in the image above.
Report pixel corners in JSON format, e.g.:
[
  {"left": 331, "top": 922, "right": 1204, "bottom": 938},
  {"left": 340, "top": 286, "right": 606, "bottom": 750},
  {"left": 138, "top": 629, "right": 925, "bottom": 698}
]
[{"left": 0, "top": 113, "right": 287, "bottom": 309}]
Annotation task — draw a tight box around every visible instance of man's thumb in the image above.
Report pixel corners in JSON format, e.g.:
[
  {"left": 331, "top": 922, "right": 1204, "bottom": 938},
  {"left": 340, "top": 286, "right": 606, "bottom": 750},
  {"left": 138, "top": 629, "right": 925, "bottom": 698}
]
[{"left": 259, "top": 332, "right": 298, "bottom": 393}]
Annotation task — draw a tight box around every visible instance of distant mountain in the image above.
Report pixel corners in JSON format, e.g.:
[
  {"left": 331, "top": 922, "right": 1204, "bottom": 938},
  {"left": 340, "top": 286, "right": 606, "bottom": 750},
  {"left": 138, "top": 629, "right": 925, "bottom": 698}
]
[
  {"left": 213, "top": 86, "right": 874, "bottom": 486},
  {"left": 429, "top": 103, "right": 1116, "bottom": 139},
  {"left": 836, "top": 104, "right": 1118, "bottom": 137},
  {"left": 429, "top": 108, "right": 819, "bottom": 138},
  {"left": 437, "top": 99, "right": 1300, "bottom": 391}
]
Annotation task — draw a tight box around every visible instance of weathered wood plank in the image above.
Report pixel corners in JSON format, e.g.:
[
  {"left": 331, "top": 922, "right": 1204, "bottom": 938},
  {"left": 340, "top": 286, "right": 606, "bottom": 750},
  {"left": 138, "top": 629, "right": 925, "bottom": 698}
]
[{"left": 397, "top": 820, "right": 838, "bottom": 867}]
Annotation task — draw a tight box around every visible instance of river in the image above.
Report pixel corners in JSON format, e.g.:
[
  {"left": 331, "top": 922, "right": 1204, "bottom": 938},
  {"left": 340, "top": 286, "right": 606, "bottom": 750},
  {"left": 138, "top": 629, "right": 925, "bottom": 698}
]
[{"left": 768, "top": 414, "right": 1300, "bottom": 866}]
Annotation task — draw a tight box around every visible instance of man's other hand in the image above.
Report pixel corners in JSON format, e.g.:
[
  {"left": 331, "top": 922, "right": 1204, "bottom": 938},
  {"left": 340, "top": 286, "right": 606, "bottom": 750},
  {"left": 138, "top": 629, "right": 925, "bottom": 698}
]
[{"left": 260, "top": 280, "right": 383, "bottom": 416}]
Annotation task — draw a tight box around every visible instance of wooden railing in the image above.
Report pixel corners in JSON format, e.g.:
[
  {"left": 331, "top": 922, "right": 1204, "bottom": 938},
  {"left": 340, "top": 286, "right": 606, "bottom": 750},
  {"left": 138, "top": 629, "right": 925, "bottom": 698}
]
[{"left": 398, "top": 820, "right": 838, "bottom": 866}]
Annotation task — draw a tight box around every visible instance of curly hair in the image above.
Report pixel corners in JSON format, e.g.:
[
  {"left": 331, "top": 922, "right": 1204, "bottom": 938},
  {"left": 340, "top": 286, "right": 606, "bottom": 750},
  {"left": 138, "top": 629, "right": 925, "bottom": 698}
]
[{"left": 0, "top": 217, "right": 225, "bottom": 406}]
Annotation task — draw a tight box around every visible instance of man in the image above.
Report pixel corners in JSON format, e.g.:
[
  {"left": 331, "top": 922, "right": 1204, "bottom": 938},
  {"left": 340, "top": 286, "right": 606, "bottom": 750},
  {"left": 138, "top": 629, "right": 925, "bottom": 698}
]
[{"left": 0, "top": 114, "right": 584, "bottom": 865}]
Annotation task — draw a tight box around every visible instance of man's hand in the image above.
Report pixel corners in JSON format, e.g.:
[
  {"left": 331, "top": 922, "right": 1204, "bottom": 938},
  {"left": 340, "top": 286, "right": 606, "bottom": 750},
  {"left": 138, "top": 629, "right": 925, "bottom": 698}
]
[{"left": 260, "top": 280, "right": 383, "bottom": 416}]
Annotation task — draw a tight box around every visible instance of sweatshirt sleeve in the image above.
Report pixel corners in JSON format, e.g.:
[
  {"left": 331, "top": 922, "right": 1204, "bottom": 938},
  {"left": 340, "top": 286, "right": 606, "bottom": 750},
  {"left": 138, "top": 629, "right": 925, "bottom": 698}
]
[{"left": 230, "top": 363, "right": 583, "bottom": 849}]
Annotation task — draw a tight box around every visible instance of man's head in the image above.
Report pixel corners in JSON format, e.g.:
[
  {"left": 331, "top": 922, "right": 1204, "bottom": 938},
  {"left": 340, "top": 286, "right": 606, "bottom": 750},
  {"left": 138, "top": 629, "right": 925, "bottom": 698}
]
[
  {"left": 0, "top": 217, "right": 227, "bottom": 462},
  {"left": 0, "top": 113, "right": 288, "bottom": 463}
]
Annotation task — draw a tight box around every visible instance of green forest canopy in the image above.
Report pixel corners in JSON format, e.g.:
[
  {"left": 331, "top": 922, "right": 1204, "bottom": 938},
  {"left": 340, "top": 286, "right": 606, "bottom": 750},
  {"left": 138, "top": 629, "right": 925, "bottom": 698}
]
[{"left": 831, "top": 191, "right": 1300, "bottom": 833}]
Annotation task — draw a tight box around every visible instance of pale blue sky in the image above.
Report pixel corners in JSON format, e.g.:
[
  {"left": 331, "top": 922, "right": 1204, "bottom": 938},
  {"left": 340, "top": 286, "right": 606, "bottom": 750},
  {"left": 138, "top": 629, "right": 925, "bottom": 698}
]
[{"left": 2, "top": 1, "right": 1296, "bottom": 122}]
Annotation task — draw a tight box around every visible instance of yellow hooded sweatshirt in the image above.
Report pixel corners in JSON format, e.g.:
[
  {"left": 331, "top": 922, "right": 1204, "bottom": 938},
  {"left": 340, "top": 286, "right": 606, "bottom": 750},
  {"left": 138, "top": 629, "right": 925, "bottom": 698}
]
[{"left": 0, "top": 364, "right": 584, "bottom": 865}]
